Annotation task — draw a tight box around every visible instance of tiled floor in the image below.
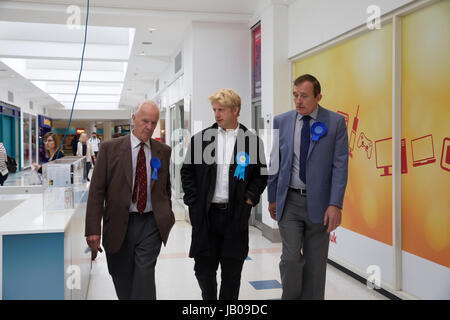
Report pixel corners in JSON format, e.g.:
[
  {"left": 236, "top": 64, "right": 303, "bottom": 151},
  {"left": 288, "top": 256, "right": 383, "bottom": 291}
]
[{"left": 87, "top": 220, "right": 388, "bottom": 300}]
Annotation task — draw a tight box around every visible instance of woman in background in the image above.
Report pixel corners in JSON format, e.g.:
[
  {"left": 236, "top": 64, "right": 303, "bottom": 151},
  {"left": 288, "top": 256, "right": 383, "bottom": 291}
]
[
  {"left": 32, "top": 132, "right": 65, "bottom": 174},
  {"left": 0, "top": 142, "right": 8, "bottom": 186},
  {"left": 77, "top": 133, "right": 95, "bottom": 181}
]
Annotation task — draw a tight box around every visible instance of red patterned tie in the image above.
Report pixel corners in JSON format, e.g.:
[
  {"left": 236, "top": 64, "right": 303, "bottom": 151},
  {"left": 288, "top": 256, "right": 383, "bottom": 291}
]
[{"left": 132, "top": 142, "right": 147, "bottom": 214}]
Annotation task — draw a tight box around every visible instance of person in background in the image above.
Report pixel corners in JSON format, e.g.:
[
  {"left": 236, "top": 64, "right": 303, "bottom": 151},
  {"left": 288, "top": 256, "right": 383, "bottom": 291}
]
[
  {"left": 0, "top": 142, "right": 8, "bottom": 186},
  {"left": 77, "top": 132, "right": 95, "bottom": 181},
  {"left": 88, "top": 132, "right": 101, "bottom": 165},
  {"left": 32, "top": 132, "right": 65, "bottom": 174},
  {"left": 71, "top": 134, "right": 79, "bottom": 156}
]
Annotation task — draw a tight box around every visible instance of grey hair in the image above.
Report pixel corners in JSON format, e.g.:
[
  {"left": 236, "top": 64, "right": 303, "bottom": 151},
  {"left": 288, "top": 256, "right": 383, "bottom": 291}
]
[{"left": 132, "top": 100, "right": 159, "bottom": 118}]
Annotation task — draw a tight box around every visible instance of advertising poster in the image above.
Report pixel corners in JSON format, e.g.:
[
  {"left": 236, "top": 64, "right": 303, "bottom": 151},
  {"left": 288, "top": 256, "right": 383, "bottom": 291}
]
[
  {"left": 292, "top": 0, "right": 449, "bottom": 298},
  {"left": 252, "top": 24, "right": 261, "bottom": 99},
  {"left": 401, "top": 0, "right": 449, "bottom": 270},
  {"left": 294, "top": 24, "right": 393, "bottom": 246}
]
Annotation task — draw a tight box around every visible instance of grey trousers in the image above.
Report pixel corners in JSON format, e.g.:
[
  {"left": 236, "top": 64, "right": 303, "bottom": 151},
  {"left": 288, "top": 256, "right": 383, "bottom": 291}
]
[
  {"left": 278, "top": 190, "right": 330, "bottom": 300},
  {"left": 106, "top": 213, "right": 162, "bottom": 300}
]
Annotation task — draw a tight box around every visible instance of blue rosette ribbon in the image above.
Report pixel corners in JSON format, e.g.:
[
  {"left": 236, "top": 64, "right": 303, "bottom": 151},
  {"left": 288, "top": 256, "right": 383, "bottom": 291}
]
[
  {"left": 233, "top": 152, "right": 250, "bottom": 181},
  {"left": 150, "top": 157, "right": 161, "bottom": 180},
  {"left": 310, "top": 122, "right": 327, "bottom": 142}
]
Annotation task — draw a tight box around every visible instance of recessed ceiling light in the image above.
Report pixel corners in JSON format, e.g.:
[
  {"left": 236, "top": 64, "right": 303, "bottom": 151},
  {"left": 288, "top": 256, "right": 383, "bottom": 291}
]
[
  {"left": 148, "top": 28, "right": 157, "bottom": 32},
  {"left": 142, "top": 41, "right": 152, "bottom": 45},
  {"left": 139, "top": 51, "right": 146, "bottom": 56}
]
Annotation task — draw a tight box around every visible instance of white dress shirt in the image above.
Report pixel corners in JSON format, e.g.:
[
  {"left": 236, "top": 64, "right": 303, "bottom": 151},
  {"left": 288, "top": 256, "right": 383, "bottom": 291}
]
[
  {"left": 289, "top": 106, "right": 319, "bottom": 189},
  {"left": 211, "top": 124, "right": 240, "bottom": 203},
  {"left": 129, "top": 131, "right": 153, "bottom": 212},
  {"left": 88, "top": 137, "right": 101, "bottom": 152}
]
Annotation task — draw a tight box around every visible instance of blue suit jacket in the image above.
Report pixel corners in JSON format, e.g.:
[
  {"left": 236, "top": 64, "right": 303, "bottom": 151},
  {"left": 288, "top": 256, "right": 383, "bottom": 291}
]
[{"left": 267, "top": 106, "right": 348, "bottom": 223}]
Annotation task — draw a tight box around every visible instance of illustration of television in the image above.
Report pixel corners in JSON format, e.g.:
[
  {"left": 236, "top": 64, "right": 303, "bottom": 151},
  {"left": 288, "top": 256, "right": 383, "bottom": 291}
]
[
  {"left": 411, "top": 134, "right": 436, "bottom": 167},
  {"left": 375, "top": 137, "right": 392, "bottom": 176}
]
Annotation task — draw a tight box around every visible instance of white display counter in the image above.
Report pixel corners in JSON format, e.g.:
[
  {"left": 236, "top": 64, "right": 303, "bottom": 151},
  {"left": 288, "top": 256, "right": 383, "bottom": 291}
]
[{"left": 0, "top": 165, "right": 91, "bottom": 300}]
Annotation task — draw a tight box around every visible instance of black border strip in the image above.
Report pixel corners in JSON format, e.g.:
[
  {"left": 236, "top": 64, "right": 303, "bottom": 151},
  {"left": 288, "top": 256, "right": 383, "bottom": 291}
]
[{"left": 327, "top": 259, "right": 401, "bottom": 300}]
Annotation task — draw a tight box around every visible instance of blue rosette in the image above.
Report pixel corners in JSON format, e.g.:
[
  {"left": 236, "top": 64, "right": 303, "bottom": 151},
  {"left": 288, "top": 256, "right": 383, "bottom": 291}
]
[
  {"left": 234, "top": 152, "right": 250, "bottom": 181},
  {"left": 310, "top": 122, "right": 327, "bottom": 142},
  {"left": 150, "top": 157, "right": 161, "bottom": 180}
]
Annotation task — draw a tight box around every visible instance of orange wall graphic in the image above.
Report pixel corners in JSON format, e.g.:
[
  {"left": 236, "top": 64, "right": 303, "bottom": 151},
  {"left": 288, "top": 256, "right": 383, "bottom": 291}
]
[
  {"left": 401, "top": 0, "right": 450, "bottom": 268},
  {"left": 294, "top": 24, "right": 393, "bottom": 246},
  {"left": 293, "top": 0, "right": 450, "bottom": 269}
]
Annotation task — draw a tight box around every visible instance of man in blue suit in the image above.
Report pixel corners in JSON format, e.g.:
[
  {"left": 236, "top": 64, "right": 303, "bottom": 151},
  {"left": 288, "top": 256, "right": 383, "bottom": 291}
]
[{"left": 267, "top": 74, "right": 348, "bottom": 300}]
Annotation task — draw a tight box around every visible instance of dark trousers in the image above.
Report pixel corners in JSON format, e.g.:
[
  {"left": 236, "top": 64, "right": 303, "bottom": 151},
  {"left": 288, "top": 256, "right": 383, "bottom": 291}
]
[
  {"left": 85, "top": 162, "right": 91, "bottom": 181},
  {"left": 106, "top": 213, "right": 162, "bottom": 300},
  {"left": 0, "top": 173, "right": 8, "bottom": 186},
  {"left": 92, "top": 152, "right": 98, "bottom": 166},
  {"left": 194, "top": 206, "right": 246, "bottom": 300}
]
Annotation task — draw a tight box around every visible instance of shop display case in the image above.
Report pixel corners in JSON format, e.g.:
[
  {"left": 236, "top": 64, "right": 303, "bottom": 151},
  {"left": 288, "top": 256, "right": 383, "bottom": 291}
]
[{"left": 41, "top": 156, "right": 86, "bottom": 211}]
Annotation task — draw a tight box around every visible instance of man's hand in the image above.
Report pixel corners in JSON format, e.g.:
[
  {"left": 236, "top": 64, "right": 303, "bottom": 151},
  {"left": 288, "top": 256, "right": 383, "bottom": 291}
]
[
  {"left": 246, "top": 198, "right": 253, "bottom": 206},
  {"left": 323, "top": 205, "right": 342, "bottom": 233},
  {"left": 86, "top": 235, "right": 101, "bottom": 261},
  {"left": 268, "top": 202, "right": 277, "bottom": 221}
]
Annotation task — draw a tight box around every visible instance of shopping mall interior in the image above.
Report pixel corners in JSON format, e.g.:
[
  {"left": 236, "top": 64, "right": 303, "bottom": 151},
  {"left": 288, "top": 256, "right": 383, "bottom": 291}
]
[{"left": 0, "top": 0, "right": 448, "bottom": 301}]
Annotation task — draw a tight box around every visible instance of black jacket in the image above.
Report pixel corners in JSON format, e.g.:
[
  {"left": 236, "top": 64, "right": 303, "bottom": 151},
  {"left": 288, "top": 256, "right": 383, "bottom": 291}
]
[{"left": 181, "top": 123, "right": 267, "bottom": 259}]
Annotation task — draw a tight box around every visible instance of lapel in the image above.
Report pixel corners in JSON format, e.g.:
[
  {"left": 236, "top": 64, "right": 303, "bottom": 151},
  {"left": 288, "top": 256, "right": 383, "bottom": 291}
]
[
  {"left": 120, "top": 135, "right": 133, "bottom": 189},
  {"left": 287, "top": 110, "right": 298, "bottom": 169},
  {"left": 204, "top": 124, "right": 218, "bottom": 203},
  {"left": 307, "top": 105, "right": 326, "bottom": 160},
  {"left": 150, "top": 138, "right": 162, "bottom": 192}
]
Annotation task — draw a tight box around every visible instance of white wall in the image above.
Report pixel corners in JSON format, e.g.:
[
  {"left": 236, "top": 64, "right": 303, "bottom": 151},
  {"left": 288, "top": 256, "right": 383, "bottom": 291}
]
[
  {"left": 191, "top": 21, "right": 251, "bottom": 132},
  {"left": 154, "top": 21, "right": 251, "bottom": 138},
  {"left": 48, "top": 108, "right": 130, "bottom": 120},
  {"left": 287, "top": 0, "right": 414, "bottom": 58},
  {"left": 0, "top": 87, "right": 46, "bottom": 116},
  {"left": 260, "top": 4, "right": 290, "bottom": 228}
]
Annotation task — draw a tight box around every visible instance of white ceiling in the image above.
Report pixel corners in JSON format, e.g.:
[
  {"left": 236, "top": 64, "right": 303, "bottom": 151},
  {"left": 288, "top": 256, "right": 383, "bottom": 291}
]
[{"left": 0, "top": 0, "right": 280, "bottom": 117}]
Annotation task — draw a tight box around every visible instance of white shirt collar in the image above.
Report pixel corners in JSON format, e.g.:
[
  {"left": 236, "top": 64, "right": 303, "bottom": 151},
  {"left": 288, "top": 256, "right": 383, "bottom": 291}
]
[
  {"left": 298, "top": 105, "right": 319, "bottom": 121},
  {"left": 218, "top": 123, "right": 240, "bottom": 136},
  {"left": 130, "top": 130, "right": 150, "bottom": 149}
]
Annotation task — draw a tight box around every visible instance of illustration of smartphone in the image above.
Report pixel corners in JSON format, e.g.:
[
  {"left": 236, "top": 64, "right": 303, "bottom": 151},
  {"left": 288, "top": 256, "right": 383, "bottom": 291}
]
[
  {"left": 441, "top": 137, "right": 450, "bottom": 172},
  {"left": 348, "top": 105, "right": 359, "bottom": 158}
]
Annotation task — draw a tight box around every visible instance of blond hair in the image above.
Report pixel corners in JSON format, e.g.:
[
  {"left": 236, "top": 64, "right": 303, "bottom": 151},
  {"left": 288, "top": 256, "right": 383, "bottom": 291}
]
[{"left": 208, "top": 88, "right": 241, "bottom": 116}]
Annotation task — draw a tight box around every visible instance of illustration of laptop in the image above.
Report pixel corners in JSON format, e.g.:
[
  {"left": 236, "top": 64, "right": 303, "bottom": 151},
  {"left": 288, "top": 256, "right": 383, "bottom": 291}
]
[{"left": 411, "top": 134, "right": 436, "bottom": 167}]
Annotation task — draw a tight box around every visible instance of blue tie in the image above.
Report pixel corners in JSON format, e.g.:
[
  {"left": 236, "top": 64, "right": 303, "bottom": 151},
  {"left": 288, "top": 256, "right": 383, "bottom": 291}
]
[{"left": 299, "top": 115, "right": 311, "bottom": 184}]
